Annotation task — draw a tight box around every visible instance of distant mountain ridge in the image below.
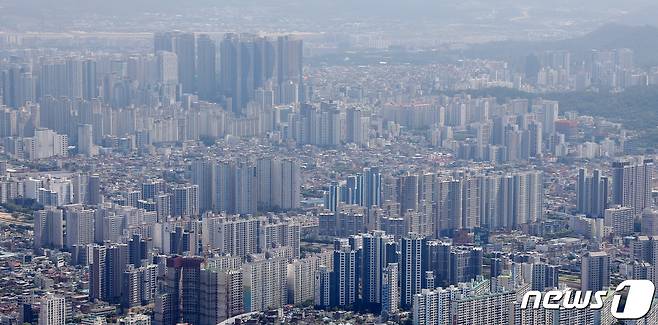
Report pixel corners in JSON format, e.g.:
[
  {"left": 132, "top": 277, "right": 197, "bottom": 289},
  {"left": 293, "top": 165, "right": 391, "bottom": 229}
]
[{"left": 462, "top": 23, "right": 658, "bottom": 67}]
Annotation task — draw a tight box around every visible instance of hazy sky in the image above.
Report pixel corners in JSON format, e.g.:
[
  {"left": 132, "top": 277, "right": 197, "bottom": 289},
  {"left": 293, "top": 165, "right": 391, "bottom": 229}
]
[
  {"left": 1, "top": 0, "right": 656, "bottom": 41},
  {"left": 3, "top": 0, "right": 654, "bottom": 18}
]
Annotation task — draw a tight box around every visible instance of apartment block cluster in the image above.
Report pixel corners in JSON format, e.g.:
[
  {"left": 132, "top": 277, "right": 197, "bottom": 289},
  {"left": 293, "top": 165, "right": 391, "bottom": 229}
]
[
  {"left": 382, "top": 97, "right": 622, "bottom": 163},
  {"left": 575, "top": 157, "right": 655, "bottom": 239},
  {"left": 527, "top": 48, "right": 652, "bottom": 92},
  {"left": 322, "top": 166, "right": 543, "bottom": 238},
  {"left": 0, "top": 32, "right": 303, "bottom": 160}
]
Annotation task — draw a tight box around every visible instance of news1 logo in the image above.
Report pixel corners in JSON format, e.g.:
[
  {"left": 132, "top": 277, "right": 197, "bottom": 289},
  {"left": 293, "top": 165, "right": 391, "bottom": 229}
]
[{"left": 521, "top": 280, "right": 656, "bottom": 320}]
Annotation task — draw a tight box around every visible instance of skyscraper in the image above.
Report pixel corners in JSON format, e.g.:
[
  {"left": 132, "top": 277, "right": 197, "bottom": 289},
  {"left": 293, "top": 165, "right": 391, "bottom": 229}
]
[
  {"left": 220, "top": 34, "right": 267, "bottom": 115},
  {"left": 65, "top": 58, "right": 83, "bottom": 99},
  {"left": 220, "top": 34, "right": 300, "bottom": 115},
  {"left": 64, "top": 207, "right": 94, "bottom": 249},
  {"left": 156, "top": 51, "right": 178, "bottom": 84},
  {"left": 191, "top": 159, "right": 214, "bottom": 213},
  {"left": 212, "top": 161, "right": 236, "bottom": 213},
  {"left": 540, "top": 100, "right": 559, "bottom": 136},
  {"left": 424, "top": 240, "right": 450, "bottom": 288},
  {"left": 38, "top": 294, "right": 66, "bottom": 325},
  {"left": 123, "top": 265, "right": 143, "bottom": 308},
  {"left": 235, "top": 164, "right": 257, "bottom": 215},
  {"left": 641, "top": 209, "right": 658, "bottom": 236},
  {"left": 577, "top": 168, "right": 609, "bottom": 218},
  {"left": 434, "top": 178, "right": 462, "bottom": 235},
  {"left": 381, "top": 263, "right": 400, "bottom": 318},
  {"left": 604, "top": 205, "right": 634, "bottom": 236},
  {"left": 510, "top": 171, "right": 543, "bottom": 226},
  {"left": 275, "top": 36, "right": 303, "bottom": 102},
  {"left": 87, "top": 174, "right": 102, "bottom": 205},
  {"left": 612, "top": 158, "right": 654, "bottom": 218},
  {"left": 331, "top": 247, "right": 357, "bottom": 307},
  {"left": 0, "top": 107, "right": 17, "bottom": 138},
  {"left": 20, "top": 128, "right": 69, "bottom": 160},
  {"left": 461, "top": 176, "right": 480, "bottom": 229},
  {"left": 279, "top": 158, "right": 301, "bottom": 210},
  {"left": 401, "top": 233, "right": 426, "bottom": 308},
  {"left": 106, "top": 244, "right": 129, "bottom": 303},
  {"left": 448, "top": 246, "right": 483, "bottom": 285},
  {"left": 531, "top": 263, "right": 560, "bottom": 291},
  {"left": 361, "top": 231, "right": 393, "bottom": 308},
  {"left": 82, "top": 59, "right": 98, "bottom": 100},
  {"left": 314, "top": 265, "right": 331, "bottom": 308},
  {"left": 256, "top": 158, "right": 301, "bottom": 211},
  {"left": 1, "top": 65, "right": 35, "bottom": 108},
  {"left": 242, "top": 256, "right": 287, "bottom": 312},
  {"left": 398, "top": 174, "right": 419, "bottom": 214},
  {"left": 346, "top": 173, "right": 365, "bottom": 206},
  {"left": 127, "top": 234, "right": 148, "bottom": 267},
  {"left": 154, "top": 32, "right": 176, "bottom": 53},
  {"left": 200, "top": 267, "right": 244, "bottom": 325},
  {"left": 33, "top": 207, "right": 64, "bottom": 250},
  {"left": 581, "top": 251, "right": 610, "bottom": 292},
  {"left": 287, "top": 254, "right": 325, "bottom": 305},
  {"left": 346, "top": 108, "right": 367, "bottom": 146},
  {"left": 172, "top": 185, "right": 199, "bottom": 217},
  {"left": 154, "top": 32, "right": 196, "bottom": 94},
  {"left": 412, "top": 288, "right": 449, "bottom": 325},
  {"left": 365, "top": 167, "right": 382, "bottom": 208},
  {"left": 89, "top": 244, "right": 107, "bottom": 301},
  {"left": 201, "top": 214, "right": 260, "bottom": 258},
  {"left": 196, "top": 34, "right": 217, "bottom": 100},
  {"left": 154, "top": 256, "right": 203, "bottom": 325},
  {"left": 324, "top": 181, "right": 340, "bottom": 212},
  {"left": 77, "top": 123, "right": 96, "bottom": 157}
]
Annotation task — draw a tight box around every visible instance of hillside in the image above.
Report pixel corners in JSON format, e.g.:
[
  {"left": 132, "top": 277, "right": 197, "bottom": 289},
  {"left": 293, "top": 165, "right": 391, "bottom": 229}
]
[
  {"left": 462, "top": 24, "right": 658, "bottom": 67},
  {"left": 446, "top": 86, "right": 658, "bottom": 152}
]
